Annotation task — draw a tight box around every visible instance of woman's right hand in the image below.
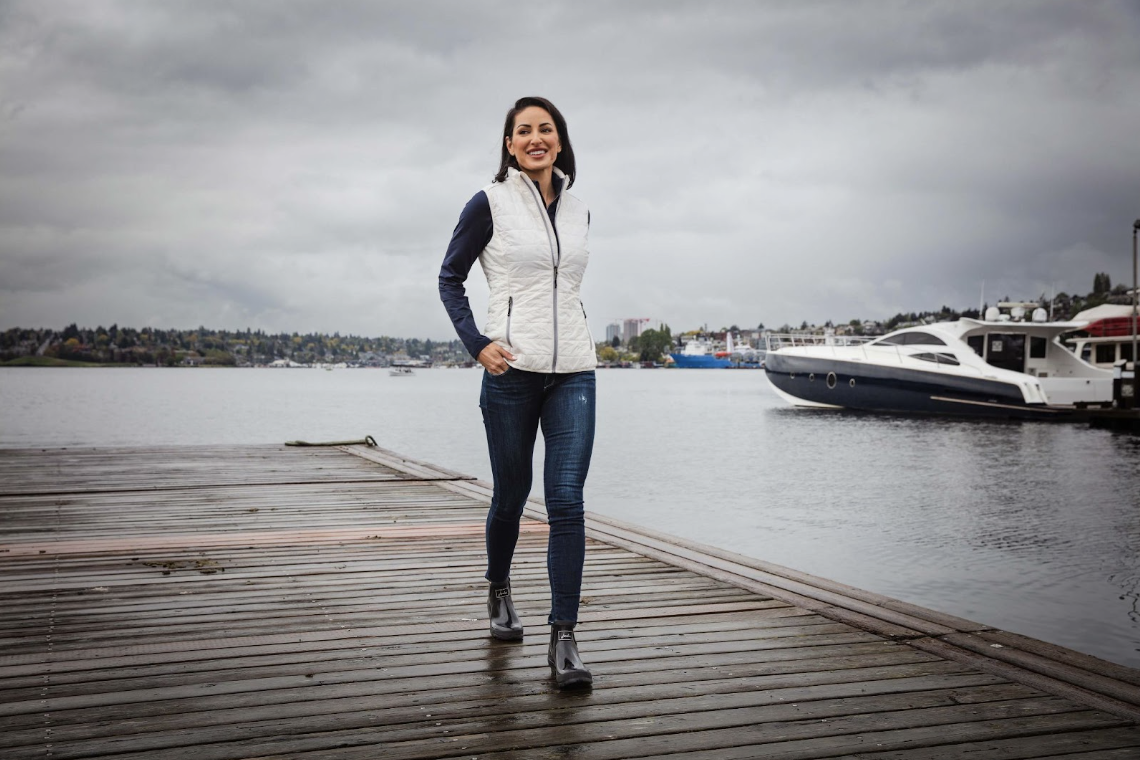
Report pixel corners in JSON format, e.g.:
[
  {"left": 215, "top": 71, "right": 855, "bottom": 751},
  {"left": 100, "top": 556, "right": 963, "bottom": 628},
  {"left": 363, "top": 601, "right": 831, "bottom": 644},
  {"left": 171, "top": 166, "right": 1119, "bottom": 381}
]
[{"left": 478, "top": 343, "right": 516, "bottom": 375}]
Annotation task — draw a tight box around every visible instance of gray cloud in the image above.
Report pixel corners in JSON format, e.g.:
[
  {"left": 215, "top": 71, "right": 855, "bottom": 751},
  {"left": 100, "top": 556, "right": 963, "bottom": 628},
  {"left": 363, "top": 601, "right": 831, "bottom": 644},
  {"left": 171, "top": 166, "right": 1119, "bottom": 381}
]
[{"left": 1, "top": 0, "right": 1138, "bottom": 339}]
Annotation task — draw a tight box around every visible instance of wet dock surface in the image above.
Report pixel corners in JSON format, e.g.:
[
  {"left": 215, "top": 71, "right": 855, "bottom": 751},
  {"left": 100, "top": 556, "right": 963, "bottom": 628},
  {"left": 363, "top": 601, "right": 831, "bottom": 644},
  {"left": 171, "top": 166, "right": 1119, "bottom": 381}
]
[{"left": 2, "top": 443, "right": 1140, "bottom": 759}]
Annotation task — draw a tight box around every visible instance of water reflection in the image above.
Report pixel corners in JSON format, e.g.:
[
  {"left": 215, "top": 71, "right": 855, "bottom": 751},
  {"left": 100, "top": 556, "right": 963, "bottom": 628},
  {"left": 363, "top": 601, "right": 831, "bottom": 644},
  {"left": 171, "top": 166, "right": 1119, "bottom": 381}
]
[{"left": 482, "top": 638, "right": 526, "bottom": 687}]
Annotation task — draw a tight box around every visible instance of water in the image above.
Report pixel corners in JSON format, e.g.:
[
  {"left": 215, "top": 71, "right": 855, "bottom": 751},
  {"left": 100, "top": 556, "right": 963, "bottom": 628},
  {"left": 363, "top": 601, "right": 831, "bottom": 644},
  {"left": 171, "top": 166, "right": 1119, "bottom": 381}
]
[{"left": 2, "top": 366, "right": 1139, "bottom": 667}]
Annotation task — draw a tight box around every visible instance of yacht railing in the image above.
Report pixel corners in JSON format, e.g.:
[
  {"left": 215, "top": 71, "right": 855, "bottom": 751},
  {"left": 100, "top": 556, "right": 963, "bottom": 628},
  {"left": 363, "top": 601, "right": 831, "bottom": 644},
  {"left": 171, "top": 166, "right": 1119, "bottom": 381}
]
[{"left": 764, "top": 333, "right": 874, "bottom": 351}]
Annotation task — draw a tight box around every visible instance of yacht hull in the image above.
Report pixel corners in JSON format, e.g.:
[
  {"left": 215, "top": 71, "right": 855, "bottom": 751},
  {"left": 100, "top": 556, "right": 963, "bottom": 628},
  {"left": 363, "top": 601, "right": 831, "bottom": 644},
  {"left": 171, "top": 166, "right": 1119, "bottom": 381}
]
[{"left": 764, "top": 353, "right": 1069, "bottom": 419}]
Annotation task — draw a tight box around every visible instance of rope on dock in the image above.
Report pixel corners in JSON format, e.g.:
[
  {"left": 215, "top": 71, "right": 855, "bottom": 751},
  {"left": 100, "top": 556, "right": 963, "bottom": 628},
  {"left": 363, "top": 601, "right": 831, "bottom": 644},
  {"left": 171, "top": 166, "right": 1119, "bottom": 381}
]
[{"left": 284, "top": 435, "right": 377, "bottom": 447}]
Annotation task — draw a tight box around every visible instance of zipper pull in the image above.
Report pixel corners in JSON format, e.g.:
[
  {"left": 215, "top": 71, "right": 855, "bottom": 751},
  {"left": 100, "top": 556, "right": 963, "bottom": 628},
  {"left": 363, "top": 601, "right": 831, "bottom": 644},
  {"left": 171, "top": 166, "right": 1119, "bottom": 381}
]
[{"left": 554, "top": 266, "right": 558, "bottom": 288}]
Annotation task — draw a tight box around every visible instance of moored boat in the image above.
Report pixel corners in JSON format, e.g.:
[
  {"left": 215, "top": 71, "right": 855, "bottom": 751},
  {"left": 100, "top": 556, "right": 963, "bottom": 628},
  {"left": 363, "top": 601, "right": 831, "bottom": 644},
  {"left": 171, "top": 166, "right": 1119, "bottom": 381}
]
[
  {"left": 1064, "top": 304, "right": 1137, "bottom": 370},
  {"left": 763, "top": 304, "right": 1113, "bottom": 419},
  {"left": 670, "top": 338, "right": 732, "bottom": 368},
  {"left": 669, "top": 332, "right": 764, "bottom": 368}
]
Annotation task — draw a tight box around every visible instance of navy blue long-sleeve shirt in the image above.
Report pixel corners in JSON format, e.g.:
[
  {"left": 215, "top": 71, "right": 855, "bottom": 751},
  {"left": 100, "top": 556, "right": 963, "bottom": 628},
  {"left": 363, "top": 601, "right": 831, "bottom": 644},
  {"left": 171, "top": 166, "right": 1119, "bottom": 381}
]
[
  {"left": 438, "top": 191, "right": 495, "bottom": 360},
  {"left": 438, "top": 176, "right": 573, "bottom": 360}
]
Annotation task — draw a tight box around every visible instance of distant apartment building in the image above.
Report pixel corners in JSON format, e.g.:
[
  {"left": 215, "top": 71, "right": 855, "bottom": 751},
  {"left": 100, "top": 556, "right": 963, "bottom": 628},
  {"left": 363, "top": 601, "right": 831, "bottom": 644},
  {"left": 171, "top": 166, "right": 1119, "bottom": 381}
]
[
  {"left": 605, "top": 323, "right": 622, "bottom": 344},
  {"left": 622, "top": 319, "right": 644, "bottom": 344}
]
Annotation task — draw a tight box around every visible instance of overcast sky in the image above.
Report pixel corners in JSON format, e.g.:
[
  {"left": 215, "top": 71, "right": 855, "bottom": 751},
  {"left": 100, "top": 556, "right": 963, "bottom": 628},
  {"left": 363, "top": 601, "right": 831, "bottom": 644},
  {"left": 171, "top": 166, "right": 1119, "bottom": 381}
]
[{"left": 2, "top": 0, "right": 1138, "bottom": 341}]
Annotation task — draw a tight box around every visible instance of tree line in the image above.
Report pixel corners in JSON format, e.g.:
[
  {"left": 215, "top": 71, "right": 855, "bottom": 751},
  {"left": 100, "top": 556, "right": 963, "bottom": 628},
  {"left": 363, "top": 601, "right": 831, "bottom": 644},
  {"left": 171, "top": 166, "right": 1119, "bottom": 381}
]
[
  {"left": 0, "top": 324, "right": 467, "bottom": 366},
  {"left": 4, "top": 273, "right": 1129, "bottom": 366}
]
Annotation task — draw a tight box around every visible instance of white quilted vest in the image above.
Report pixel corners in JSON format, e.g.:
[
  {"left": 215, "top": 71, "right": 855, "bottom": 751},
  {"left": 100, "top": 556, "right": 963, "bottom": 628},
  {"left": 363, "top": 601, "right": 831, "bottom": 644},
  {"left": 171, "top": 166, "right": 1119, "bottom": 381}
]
[{"left": 479, "top": 167, "right": 596, "bottom": 373}]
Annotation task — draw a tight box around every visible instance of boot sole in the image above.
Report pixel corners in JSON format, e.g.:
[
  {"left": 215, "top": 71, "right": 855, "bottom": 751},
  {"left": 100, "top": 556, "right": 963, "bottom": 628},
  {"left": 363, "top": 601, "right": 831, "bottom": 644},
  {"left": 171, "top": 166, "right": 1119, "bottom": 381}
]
[
  {"left": 549, "top": 659, "right": 593, "bottom": 688},
  {"left": 490, "top": 626, "right": 524, "bottom": 641}
]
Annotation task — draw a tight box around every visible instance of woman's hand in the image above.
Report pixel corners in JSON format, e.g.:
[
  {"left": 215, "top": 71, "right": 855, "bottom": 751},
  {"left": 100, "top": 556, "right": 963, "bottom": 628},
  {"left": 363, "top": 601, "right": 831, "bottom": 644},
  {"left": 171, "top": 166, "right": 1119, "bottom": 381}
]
[{"left": 478, "top": 343, "right": 516, "bottom": 375}]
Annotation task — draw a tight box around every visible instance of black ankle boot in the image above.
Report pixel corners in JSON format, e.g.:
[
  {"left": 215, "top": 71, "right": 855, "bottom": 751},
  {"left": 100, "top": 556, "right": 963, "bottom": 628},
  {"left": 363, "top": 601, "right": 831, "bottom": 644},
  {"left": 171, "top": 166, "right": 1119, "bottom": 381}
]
[
  {"left": 548, "top": 623, "right": 592, "bottom": 688},
  {"left": 487, "top": 582, "right": 523, "bottom": 640}
]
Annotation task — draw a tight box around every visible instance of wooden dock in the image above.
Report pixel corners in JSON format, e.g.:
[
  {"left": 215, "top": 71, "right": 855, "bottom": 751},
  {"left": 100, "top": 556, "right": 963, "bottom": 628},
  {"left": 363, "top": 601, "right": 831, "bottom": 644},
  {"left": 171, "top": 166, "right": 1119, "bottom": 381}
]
[{"left": 2, "top": 442, "right": 1140, "bottom": 759}]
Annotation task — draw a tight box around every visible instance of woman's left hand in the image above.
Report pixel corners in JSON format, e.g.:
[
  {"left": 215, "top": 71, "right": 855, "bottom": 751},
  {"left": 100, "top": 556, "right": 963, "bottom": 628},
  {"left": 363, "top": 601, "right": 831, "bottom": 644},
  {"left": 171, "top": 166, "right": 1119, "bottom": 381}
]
[{"left": 478, "top": 343, "right": 516, "bottom": 375}]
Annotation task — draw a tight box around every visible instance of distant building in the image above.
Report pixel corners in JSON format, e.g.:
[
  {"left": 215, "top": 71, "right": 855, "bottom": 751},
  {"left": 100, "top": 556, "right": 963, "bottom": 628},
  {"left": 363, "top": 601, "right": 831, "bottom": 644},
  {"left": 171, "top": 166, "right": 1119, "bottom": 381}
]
[
  {"left": 622, "top": 319, "right": 643, "bottom": 344},
  {"left": 605, "top": 323, "right": 622, "bottom": 344}
]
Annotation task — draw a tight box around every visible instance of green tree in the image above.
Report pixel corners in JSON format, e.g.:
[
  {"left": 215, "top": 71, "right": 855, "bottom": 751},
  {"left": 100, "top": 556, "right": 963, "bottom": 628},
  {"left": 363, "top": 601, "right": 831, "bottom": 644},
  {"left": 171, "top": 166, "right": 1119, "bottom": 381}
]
[{"left": 636, "top": 328, "right": 673, "bottom": 362}]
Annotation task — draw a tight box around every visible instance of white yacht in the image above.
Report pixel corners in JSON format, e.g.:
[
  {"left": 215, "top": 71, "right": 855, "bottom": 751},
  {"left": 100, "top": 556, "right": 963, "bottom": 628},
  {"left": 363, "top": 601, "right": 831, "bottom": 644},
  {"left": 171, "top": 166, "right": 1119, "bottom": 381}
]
[{"left": 764, "top": 304, "right": 1113, "bottom": 419}]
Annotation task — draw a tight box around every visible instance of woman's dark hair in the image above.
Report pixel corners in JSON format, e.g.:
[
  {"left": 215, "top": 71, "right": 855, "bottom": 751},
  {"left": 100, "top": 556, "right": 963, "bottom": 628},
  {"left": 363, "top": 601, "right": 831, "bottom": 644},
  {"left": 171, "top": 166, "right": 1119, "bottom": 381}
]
[{"left": 494, "top": 96, "right": 576, "bottom": 188}]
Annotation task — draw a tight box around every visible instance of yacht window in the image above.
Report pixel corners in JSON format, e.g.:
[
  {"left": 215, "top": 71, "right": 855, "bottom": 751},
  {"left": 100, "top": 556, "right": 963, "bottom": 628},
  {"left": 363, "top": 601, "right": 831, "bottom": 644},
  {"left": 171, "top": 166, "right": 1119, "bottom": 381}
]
[
  {"left": 882, "top": 331, "right": 947, "bottom": 346},
  {"left": 1029, "top": 336, "right": 1047, "bottom": 359},
  {"left": 1096, "top": 344, "right": 1115, "bottom": 364},
  {"left": 912, "top": 352, "right": 960, "bottom": 366},
  {"left": 1123, "top": 344, "right": 1135, "bottom": 362},
  {"left": 902, "top": 331, "right": 946, "bottom": 345},
  {"left": 967, "top": 335, "right": 985, "bottom": 357}
]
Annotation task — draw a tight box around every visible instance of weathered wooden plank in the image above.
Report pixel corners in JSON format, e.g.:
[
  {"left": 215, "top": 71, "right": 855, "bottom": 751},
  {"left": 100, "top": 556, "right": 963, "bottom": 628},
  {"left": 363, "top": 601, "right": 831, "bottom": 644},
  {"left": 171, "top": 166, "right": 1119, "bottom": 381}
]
[
  {"left": 0, "top": 445, "right": 432, "bottom": 498},
  {"left": 625, "top": 714, "right": 1132, "bottom": 760},
  {"left": 845, "top": 724, "right": 1140, "bottom": 759},
  {"left": 910, "top": 636, "right": 1140, "bottom": 722},
  {"left": 951, "top": 630, "right": 1140, "bottom": 698}
]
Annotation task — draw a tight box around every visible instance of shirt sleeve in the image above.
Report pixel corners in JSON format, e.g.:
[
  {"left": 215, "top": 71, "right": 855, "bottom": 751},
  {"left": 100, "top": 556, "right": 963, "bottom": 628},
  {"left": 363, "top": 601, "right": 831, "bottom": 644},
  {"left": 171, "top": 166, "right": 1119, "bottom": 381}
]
[{"left": 438, "top": 191, "right": 494, "bottom": 360}]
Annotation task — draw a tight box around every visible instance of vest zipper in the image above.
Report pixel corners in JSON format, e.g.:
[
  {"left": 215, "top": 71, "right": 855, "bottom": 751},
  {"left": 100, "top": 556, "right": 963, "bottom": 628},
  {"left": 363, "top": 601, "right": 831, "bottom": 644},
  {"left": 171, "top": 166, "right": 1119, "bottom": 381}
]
[
  {"left": 506, "top": 296, "right": 513, "bottom": 346},
  {"left": 521, "top": 175, "right": 562, "bottom": 372}
]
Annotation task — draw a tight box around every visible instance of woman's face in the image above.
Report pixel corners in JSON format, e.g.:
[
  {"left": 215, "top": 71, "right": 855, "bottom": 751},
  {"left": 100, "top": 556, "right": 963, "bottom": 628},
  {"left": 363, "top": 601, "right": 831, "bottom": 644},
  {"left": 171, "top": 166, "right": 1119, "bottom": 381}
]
[{"left": 506, "top": 106, "right": 561, "bottom": 178}]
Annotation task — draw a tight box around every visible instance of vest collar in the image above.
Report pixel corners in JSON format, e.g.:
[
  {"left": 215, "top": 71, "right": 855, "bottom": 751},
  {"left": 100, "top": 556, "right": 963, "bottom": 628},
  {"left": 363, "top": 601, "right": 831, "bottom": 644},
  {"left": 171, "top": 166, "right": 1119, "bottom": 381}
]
[{"left": 507, "top": 166, "right": 565, "bottom": 199}]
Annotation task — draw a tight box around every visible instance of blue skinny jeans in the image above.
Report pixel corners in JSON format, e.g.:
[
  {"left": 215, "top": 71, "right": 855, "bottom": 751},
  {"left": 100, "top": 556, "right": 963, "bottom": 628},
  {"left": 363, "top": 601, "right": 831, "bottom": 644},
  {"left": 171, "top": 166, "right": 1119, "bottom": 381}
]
[{"left": 479, "top": 368, "right": 595, "bottom": 625}]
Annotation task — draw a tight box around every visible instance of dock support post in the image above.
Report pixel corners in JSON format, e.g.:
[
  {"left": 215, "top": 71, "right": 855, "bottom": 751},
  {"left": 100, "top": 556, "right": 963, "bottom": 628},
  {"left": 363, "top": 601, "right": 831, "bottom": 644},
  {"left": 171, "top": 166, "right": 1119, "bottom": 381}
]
[{"left": 1132, "top": 219, "right": 1139, "bottom": 407}]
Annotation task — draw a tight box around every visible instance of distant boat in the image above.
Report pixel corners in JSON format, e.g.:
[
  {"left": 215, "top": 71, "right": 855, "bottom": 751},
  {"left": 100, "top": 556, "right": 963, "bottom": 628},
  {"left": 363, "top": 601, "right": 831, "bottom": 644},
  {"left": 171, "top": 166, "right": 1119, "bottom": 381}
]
[
  {"left": 669, "top": 335, "right": 731, "bottom": 368},
  {"left": 388, "top": 367, "right": 415, "bottom": 377},
  {"left": 670, "top": 332, "right": 763, "bottom": 368}
]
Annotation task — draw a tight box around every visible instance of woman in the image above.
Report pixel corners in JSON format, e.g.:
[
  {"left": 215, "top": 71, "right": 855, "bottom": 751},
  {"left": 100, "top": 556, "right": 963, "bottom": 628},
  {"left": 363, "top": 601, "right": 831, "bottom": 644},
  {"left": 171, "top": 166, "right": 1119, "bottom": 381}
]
[{"left": 438, "top": 96, "right": 596, "bottom": 689}]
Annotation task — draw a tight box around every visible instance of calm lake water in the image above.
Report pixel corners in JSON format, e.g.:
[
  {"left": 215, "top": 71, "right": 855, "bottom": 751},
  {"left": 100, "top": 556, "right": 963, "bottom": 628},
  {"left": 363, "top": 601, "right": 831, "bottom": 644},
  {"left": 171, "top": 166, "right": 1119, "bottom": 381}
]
[{"left": 2, "top": 366, "right": 1139, "bottom": 667}]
